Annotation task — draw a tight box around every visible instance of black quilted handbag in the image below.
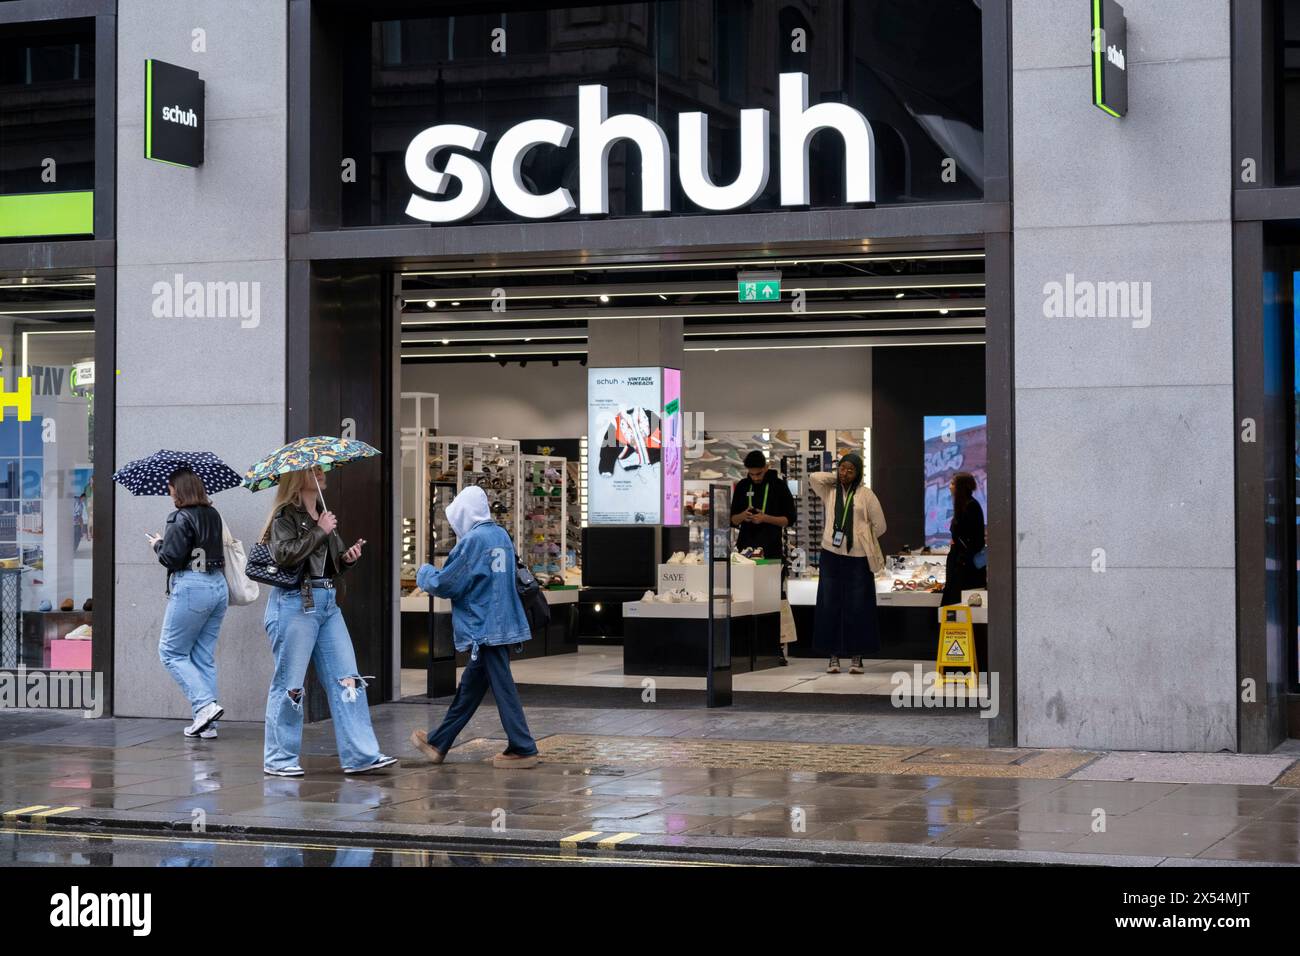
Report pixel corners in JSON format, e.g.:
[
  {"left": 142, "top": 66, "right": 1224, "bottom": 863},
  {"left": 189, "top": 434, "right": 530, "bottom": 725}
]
[{"left": 245, "top": 540, "right": 305, "bottom": 589}]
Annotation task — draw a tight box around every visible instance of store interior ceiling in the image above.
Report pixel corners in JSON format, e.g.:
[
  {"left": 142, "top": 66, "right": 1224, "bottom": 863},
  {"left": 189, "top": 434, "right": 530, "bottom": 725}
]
[
  {"left": 0, "top": 274, "right": 96, "bottom": 367},
  {"left": 0, "top": 274, "right": 95, "bottom": 316},
  {"left": 398, "top": 249, "right": 986, "bottom": 365}
]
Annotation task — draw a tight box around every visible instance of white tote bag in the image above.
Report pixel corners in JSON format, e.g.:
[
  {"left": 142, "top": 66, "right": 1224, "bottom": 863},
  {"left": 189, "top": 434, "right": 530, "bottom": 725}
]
[{"left": 221, "top": 519, "right": 260, "bottom": 606}]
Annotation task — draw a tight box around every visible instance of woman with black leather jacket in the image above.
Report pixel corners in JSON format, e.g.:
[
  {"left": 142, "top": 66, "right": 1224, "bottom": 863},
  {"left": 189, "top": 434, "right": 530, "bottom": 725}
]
[
  {"left": 148, "top": 468, "right": 228, "bottom": 739},
  {"left": 259, "top": 465, "right": 396, "bottom": 777}
]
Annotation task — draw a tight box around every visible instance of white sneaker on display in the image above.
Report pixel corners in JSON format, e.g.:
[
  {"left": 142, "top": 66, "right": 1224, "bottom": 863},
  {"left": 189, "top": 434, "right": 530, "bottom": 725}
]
[
  {"left": 667, "top": 551, "right": 686, "bottom": 564},
  {"left": 642, "top": 590, "right": 656, "bottom": 602}
]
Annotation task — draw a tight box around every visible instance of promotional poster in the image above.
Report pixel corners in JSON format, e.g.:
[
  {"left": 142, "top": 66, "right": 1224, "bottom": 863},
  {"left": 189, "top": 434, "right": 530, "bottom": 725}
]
[{"left": 587, "top": 367, "right": 663, "bottom": 524}]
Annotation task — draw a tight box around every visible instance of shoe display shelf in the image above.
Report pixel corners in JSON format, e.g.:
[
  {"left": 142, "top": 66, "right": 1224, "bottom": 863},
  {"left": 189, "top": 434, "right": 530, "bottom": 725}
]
[
  {"left": 425, "top": 436, "right": 521, "bottom": 558},
  {"left": 521, "top": 453, "right": 566, "bottom": 584}
]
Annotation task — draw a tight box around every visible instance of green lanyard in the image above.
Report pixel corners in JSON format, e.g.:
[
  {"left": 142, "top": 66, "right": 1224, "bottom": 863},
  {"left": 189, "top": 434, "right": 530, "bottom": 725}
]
[
  {"left": 747, "top": 481, "right": 770, "bottom": 513},
  {"left": 835, "top": 490, "right": 855, "bottom": 531}
]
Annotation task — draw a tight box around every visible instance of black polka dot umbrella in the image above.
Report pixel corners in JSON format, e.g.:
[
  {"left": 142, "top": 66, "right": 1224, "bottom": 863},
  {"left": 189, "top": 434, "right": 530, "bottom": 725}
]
[{"left": 111, "top": 449, "right": 244, "bottom": 496}]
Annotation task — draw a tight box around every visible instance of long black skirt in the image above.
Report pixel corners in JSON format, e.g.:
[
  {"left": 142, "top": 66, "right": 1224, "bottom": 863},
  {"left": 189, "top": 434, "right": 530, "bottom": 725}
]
[{"left": 814, "top": 549, "right": 881, "bottom": 657}]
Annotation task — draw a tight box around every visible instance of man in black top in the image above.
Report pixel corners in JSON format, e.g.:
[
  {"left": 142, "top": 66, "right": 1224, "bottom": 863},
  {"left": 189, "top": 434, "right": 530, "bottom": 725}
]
[{"left": 729, "top": 450, "right": 797, "bottom": 561}]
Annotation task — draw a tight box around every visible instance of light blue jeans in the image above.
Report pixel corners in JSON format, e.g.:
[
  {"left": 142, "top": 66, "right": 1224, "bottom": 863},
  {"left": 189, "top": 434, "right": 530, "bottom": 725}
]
[
  {"left": 263, "top": 586, "right": 383, "bottom": 772},
  {"left": 158, "top": 569, "right": 229, "bottom": 724}
]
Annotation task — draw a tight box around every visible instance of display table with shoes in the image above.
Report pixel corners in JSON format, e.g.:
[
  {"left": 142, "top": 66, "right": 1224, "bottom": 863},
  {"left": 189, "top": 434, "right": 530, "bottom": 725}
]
[
  {"left": 403, "top": 585, "right": 580, "bottom": 695},
  {"left": 621, "top": 597, "right": 783, "bottom": 676}
]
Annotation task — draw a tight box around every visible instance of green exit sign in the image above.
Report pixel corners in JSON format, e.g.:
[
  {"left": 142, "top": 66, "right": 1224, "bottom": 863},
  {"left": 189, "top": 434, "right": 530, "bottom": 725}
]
[{"left": 738, "top": 275, "right": 781, "bottom": 302}]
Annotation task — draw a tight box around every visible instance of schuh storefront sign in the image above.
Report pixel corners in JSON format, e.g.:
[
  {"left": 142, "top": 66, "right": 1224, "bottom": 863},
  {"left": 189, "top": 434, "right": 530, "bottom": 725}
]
[{"left": 403, "top": 72, "right": 876, "bottom": 224}]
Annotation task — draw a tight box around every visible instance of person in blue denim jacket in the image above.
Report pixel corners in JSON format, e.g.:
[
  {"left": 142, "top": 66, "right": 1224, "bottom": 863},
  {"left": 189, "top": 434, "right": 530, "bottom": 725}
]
[{"left": 409, "top": 485, "right": 540, "bottom": 769}]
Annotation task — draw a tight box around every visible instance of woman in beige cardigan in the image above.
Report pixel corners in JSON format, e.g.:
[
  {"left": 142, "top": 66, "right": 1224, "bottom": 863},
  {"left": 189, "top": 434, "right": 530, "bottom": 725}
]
[{"left": 809, "top": 453, "right": 887, "bottom": 674}]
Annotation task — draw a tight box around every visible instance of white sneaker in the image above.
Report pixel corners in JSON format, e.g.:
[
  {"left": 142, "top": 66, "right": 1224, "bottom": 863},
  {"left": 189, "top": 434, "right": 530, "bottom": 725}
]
[
  {"left": 667, "top": 551, "right": 686, "bottom": 564},
  {"left": 183, "top": 725, "right": 218, "bottom": 739},
  {"left": 185, "top": 701, "right": 224, "bottom": 737},
  {"left": 641, "top": 590, "right": 656, "bottom": 603},
  {"left": 264, "top": 765, "right": 304, "bottom": 777},
  {"left": 344, "top": 755, "right": 399, "bottom": 775}
]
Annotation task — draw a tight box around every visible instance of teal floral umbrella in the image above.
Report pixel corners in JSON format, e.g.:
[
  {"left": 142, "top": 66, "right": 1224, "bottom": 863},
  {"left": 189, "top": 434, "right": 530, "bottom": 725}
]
[{"left": 243, "top": 436, "right": 380, "bottom": 508}]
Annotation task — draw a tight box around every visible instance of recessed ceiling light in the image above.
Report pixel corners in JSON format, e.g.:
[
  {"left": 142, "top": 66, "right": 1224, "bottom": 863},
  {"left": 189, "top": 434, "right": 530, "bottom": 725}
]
[
  {"left": 442, "top": 338, "right": 450, "bottom": 345},
  {"left": 895, "top": 292, "right": 905, "bottom": 299},
  {"left": 426, "top": 299, "right": 437, "bottom": 308},
  {"left": 599, "top": 294, "right": 610, "bottom": 303},
  {"left": 452, "top": 301, "right": 461, "bottom": 306},
  {"left": 658, "top": 294, "right": 667, "bottom": 301},
  {"left": 939, "top": 308, "right": 949, "bottom": 315},
  {"left": 489, "top": 352, "right": 496, "bottom": 358}
]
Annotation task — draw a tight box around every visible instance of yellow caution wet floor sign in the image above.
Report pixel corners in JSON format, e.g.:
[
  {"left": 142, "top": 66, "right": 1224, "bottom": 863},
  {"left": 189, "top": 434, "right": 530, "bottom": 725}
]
[{"left": 936, "top": 604, "right": 977, "bottom": 690}]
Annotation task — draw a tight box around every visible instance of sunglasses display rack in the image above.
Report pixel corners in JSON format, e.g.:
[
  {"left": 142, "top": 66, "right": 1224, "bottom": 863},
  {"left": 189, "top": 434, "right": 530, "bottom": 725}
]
[
  {"left": 424, "top": 436, "right": 522, "bottom": 561},
  {"left": 564, "top": 459, "right": 582, "bottom": 576},
  {"left": 521, "top": 453, "right": 568, "bottom": 586}
]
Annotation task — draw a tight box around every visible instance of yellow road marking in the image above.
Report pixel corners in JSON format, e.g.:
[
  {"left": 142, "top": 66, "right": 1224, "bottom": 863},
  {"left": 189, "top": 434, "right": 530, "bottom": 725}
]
[
  {"left": 597, "top": 832, "right": 639, "bottom": 848},
  {"left": 0, "top": 826, "right": 749, "bottom": 866},
  {"left": 29, "top": 807, "right": 79, "bottom": 818},
  {"left": 3, "top": 806, "right": 49, "bottom": 818},
  {"left": 559, "top": 830, "right": 602, "bottom": 847}
]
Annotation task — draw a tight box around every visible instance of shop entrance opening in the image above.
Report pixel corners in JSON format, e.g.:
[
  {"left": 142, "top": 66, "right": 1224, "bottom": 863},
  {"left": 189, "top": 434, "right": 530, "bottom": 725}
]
[{"left": 392, "top": 246, "right": 991, "bottom": 716}]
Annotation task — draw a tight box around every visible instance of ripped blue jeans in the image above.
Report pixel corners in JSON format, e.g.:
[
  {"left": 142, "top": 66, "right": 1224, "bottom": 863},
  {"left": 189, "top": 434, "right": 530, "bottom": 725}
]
[{"left": 263, "top": 586, "right": 383, "bottom": 772}]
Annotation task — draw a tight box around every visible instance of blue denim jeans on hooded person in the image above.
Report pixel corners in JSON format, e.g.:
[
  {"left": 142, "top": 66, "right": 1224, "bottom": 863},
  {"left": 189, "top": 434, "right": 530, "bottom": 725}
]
[
  {"left": 426, "top": 644, "right": 537, "bottom": 757},
  {"left": 158, "top": 569, "right": 229, "bottom": 723},
  {"left": 263, "top": 586, "right": 383, "bottom": 772}
]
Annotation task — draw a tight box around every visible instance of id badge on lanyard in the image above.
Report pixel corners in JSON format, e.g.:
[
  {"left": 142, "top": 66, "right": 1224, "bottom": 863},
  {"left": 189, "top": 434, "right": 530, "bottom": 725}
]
[{"left": 832, "top": 491, "right": 854, "bottom": 549}]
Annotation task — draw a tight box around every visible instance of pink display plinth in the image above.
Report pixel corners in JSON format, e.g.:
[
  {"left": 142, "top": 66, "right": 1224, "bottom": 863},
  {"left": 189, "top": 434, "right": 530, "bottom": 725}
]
[{"left": 48, "top": 639, "right": 92, "bottom": 670}]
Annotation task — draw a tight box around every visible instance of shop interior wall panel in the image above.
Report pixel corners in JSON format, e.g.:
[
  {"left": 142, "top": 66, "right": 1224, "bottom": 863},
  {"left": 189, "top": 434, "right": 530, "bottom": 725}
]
[
  {"left": 871, "top": 345, "right": 986, "bottom": 555},
  {"left": 581, "top": 527, "right": 658, "bottom": 587}
]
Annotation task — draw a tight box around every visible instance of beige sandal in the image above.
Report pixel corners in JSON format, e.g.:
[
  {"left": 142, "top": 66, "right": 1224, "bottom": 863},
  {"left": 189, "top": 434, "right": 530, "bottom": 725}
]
[
  {"left": 493, "top": 752, "right": 539, "bottom": 769},
  {"left": 409, "top": 728, "right": 445, "bottom": 764}
]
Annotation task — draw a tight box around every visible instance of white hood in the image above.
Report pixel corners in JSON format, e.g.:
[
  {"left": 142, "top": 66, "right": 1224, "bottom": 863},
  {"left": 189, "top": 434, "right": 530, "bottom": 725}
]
[{"left": 446, "top": 485, "right": 492, "bottom": 539}]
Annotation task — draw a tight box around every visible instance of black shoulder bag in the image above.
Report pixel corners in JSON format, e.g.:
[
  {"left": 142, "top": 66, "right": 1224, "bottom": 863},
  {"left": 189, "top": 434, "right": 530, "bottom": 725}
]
[{"left": 246, "top": 511, "right": 307, "bottom": 589}]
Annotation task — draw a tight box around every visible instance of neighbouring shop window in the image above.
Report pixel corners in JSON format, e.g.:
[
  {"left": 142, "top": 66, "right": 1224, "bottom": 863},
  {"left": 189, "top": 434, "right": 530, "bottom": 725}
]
[
  {"left": 339, "top": 0, "right": 985, "bottom": 227},
  {"left": 655, "top": 0, "right": 680, "bottom": 77},
  {"left": 1277, "top": 0, "right": 1300, "bottom": 184},
  {"left": 0, "top": 24, "right": 95, "bottom": 198},
  {"left": 715, "top": 0, "right": 750, "bottom": 105},
  {"left": 0, "top": 290, "right": 95, "bottom": 673},
  {"left": 378, "top": 11, "right": 548, "bottom": 67}
]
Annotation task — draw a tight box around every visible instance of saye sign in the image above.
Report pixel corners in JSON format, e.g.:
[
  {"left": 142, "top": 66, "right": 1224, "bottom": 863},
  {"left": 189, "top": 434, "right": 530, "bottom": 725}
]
[
  {"left": 1091, "top": 0, "right": 1128, "bottom": 118},
  {"left": 404, "top": 72, "right": 875, "bottom": 224}
]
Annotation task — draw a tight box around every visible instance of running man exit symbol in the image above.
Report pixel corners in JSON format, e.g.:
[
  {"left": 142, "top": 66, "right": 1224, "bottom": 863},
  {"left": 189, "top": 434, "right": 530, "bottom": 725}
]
[{"left": 738, "top": 273, "right": 781, "bottom": 302}]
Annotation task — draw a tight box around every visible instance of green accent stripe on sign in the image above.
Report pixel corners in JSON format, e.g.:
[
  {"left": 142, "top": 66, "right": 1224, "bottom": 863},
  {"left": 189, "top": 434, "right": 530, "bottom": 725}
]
[
  {"left": 146, "top": 59, "right": 153, "bottom": 158},
  {"left": 0, "top": 192, "right": 94, "bottom": 238},
  {"left": 1092, "top": 0, "right": 1103, "bottom": 106}
]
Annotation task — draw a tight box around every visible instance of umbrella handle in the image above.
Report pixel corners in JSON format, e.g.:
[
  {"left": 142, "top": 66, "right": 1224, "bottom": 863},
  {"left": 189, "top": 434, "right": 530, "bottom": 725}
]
[{"left": 312, "top": 469, "right": 327, "bottom": 514}]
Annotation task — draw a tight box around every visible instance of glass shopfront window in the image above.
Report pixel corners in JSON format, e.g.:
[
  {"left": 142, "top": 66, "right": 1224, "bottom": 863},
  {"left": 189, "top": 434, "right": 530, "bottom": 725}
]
[
  {"left": 0, "top": 21, "right": 95, "bottom": 237},
  {"left": 0, "top": 276, "right": 95, "bottom": 673},
  {"left": 339, "top": 0, "right": 984, "bottom": 227}
]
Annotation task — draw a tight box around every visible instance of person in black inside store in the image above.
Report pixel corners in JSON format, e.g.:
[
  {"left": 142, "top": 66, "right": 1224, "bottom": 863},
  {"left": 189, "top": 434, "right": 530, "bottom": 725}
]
[
  {"left": 941, "top": 471, "right": 986, "bottom": 607},
  {"left": 730, "top": 450, "right": 798, "bottom": 662}
]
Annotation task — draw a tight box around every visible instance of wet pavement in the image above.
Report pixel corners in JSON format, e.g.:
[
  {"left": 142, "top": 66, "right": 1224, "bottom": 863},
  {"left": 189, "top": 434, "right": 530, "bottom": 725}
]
[
  {"left": 0, "top": 827, "right": 768, "bottom": 867},
  {"left": 0, "top": 705, "right": 1297, "bottom": 865}
]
